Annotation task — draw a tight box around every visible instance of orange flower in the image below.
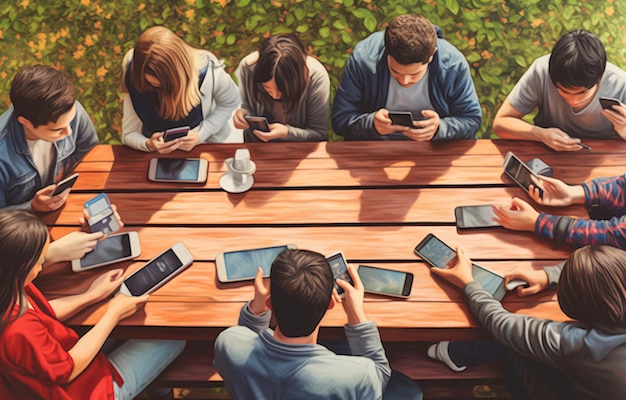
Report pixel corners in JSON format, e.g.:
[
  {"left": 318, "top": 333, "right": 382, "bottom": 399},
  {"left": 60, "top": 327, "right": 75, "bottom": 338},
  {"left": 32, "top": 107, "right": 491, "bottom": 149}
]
[
  {"left": 185, "top": 9, "right": 195, "bottom": 19},
  {"left": 481, "top": 50, "right": 493, "bottom": 60},
  {"left": 85, "top": 35, "right": 94, "bottom": 46},
  {"left": 113, "top": 45, "right": 121, "bottom": 54},
  {"left": 531, "top": 18, "right": 544, "bottom": 28},
  {"left": 20, "top": 0, "right": 29, "bottom": 7},
  {"left": 137, "top": 4, "right": 145, "bottom": 11},
  {"left": 75, "top": 68, "right": 86, "bottom": 77},
  {"left": 81, "top": 0, "right": 89, "bottom": 5},
  {"left": 96, "top": 66, "right": 108, "bottom": 77}
]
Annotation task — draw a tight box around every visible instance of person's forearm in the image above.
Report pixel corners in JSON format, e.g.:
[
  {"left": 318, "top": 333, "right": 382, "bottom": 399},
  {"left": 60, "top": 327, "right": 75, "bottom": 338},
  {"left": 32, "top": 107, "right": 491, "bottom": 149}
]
[
  {"left": 493, "top": 116, "right": 546, "bottom": 141},
  {"left": 49, "top": 290, "right": 103, "bottom": 321},
  {"left": 67, "top": 311, "right": 118, "bottom": 381}
]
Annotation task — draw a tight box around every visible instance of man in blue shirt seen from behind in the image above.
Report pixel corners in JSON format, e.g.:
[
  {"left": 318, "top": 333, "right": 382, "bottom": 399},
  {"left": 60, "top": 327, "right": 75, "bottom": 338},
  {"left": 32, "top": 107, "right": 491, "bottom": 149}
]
[
  {"left": 0, "top": 65, "right": 98, "bottom": 210},
  {"left": 332, "top": 14, "right": 482, "bottom": 141},
  {"left": 214, "top": 248, "right": 422, "bottom": 399}
]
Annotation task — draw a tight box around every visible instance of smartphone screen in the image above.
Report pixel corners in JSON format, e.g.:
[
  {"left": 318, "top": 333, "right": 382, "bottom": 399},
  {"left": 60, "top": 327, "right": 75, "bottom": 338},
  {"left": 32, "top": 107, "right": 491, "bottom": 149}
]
[
  {"left": 414, "top": 234, "right": 505, "bottom": 300},
  {"left": 155, "top": 159, "right": 201, "bottom": 181},
  {"left": 124, "top": 249, "right": 182, "bottom": 296},
  {"left": 503, "top": 153, "right": 542, "bottom": 197},
  {"left": 388, "top": 112, "right": 414, "bottom": 127},
  {"left": 326, "top": 252, "right": 353, "bottom": 295},
  {"left": 455, "top": 205, "right": 500, "bottom": 229},
  {"left": 80, "top": 234, "right": 132, "bottom": 269},
  {"left": 85, "top": 193, "right": 111, "bottom": 216},
  {"left": 358, "top": 265, "right": 412, "bottom": 297},
  {"left": 222, "top": 245, "right": 290, "bottom": 281}
]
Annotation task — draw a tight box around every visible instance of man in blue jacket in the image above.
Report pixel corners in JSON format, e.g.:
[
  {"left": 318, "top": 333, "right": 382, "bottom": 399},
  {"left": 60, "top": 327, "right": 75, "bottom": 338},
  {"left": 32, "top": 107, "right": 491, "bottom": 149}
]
[
  {"left": 0, "top": 65, "right": 98, "bottom": 211},
  {"left": 332, "top": 14, "right": 482, "bottom": 141}
]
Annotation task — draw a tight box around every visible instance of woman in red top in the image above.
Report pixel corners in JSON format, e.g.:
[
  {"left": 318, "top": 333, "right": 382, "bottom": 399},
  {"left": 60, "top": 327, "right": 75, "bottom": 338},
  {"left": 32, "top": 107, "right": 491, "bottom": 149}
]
[{"left": 0, "top": 210, "right": 185, "bottom": 399}]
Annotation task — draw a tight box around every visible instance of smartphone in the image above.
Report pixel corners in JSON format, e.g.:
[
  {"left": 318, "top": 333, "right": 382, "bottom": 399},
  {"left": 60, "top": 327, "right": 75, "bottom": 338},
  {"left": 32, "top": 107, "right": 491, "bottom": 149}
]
[
  {"left": 244, "top": 115, "right": 271, "bottom": 132},
  {"left": 215, "top": 244, "right": 297, "bottom": 283},
  {"left": 357, "top": 265, "right": 413, "bottom": 298},
  {"left": 502, "top": 151, "right": 543, "bottom": 198},
  {"left": 51, "top": 173, "right": 79, "bottom": 196},
  {"left": 119, "top": 242, "right": 193, "bottom": 296},
  {"left": 71, "top": 232, "right": 141, "bottom": 272},
  {"left": 148, "top": 158, "right": 208, "bottom": 183},
  {"left": 454, "top": 205, "right": 501, "bottom": 230},
  {"left": 326, "top": 251, "right": 354, "bottom": 297},
  {"left": 600, "top": 97, "right": 621, "bottom": 113},
  {"left": 388, "top": 111, "right": 414, "bottom": 127},
  {"left": 163, "top": 126, "right": 190, "bottom": 142},
  {"left": 84, "top": 193, "right": 121, "bottom": 234},
  {"left": 414, "top": 233, "right": 506, "bottom": 301}
]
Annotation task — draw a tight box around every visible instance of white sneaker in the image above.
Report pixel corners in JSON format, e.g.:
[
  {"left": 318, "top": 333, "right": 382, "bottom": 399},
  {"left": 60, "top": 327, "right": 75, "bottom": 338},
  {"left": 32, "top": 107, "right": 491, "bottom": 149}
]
[{"left": 427, "top": 341, "right": 467, "bottom": 372}]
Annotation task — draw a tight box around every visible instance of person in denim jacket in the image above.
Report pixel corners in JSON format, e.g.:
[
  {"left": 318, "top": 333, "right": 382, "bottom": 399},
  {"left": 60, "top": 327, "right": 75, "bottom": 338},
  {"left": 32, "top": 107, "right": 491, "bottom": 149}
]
[{"left": 0, "top": 65, "right": 97, "bottom": 211}]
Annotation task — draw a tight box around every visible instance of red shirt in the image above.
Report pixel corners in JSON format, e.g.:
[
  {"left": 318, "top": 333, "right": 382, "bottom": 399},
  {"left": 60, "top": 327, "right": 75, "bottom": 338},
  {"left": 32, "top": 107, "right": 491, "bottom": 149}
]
[{"left": 0, "top": 284, "right": 123, "bottom": 399}]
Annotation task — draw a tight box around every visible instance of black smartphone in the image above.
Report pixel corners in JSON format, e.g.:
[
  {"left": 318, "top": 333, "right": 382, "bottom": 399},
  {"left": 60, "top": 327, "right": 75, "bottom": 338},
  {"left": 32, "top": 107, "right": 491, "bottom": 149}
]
[
  {"left": 600, "top": 97, "right": 621, "bottom": 113},
  {"left": 163, "top": 126, "right": 190, "bottom": 142},
  {"left": 388, "top": 111, "right": 414, "bottom": 127},
  {"left": 51, "top": 173, "right": 79, "bottom": 196},
  {"left": 454, "top": 205, "right": 501, "bottom": 230},
  {"left": 357, "top": 265, "right": 413, "bottom": 298},
  {"left": 244, "top": 115, "right": 271, "bottom": 132},
  {"left": 502, "top": 151, "right": 543, "bottom": 199},
  {"left": 414, "top": 233, "right": 506, "bottom": 300},
  {"left": 326, "top": 251, "right": 353, "bottom": 297}
]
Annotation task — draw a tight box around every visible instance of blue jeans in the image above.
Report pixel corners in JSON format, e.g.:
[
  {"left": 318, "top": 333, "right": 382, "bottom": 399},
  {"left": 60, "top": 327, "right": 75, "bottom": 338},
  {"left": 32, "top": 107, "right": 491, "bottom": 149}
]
[{"left": 108, "top": 339, "right": 186, "bottom": 400}]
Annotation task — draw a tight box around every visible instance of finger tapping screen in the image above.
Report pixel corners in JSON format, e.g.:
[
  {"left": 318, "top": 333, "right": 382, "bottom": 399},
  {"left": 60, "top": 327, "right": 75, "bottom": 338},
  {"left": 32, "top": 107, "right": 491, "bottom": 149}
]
[
  {"left": 81, "top": 234, "right": 131, "bottom": 268},
  {"left": 224, "top": 246, "right": 289, "bottom": 280},
  {"left": 155, "top": 159, "right": 200, "bottom": 181}
]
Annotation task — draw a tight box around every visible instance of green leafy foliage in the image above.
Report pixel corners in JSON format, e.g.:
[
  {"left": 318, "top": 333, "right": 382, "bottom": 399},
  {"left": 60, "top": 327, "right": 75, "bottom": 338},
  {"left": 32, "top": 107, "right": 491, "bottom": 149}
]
[{"left": 0, "top": 0, "right": 624, "bottom": 142}]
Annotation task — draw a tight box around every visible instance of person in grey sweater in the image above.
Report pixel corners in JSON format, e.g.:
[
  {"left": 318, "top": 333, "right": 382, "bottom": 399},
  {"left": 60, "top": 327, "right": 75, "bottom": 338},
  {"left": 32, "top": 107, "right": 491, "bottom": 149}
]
[
  {"left": 428, "top": 245, "right": 626, "bottom": 399},
  {"left": 233, "top": 34, "right": 330, "bottom": 142},
  {"left": 213, "top": 248, "right": 421, "bottom": 399}
]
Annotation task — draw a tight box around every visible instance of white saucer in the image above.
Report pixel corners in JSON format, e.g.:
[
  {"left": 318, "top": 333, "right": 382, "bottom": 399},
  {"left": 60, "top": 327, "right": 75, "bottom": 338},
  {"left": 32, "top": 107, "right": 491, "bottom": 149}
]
[{"left": 219, "top": 171, "right": 254, "bottom": 193}]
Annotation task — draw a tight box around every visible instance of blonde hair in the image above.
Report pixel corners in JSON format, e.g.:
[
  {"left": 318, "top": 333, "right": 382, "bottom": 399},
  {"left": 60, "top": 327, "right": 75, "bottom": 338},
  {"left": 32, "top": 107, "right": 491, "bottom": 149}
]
[{"left": 127, "top": 26, "right": 201, "bottom": 120}]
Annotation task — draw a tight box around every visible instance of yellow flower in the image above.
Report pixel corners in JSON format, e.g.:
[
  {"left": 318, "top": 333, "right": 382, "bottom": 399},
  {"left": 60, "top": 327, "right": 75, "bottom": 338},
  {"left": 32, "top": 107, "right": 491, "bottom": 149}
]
[
  {"left": 210, "top": 0, "right": 229, "bottom": 6},
  {"left": 81, "top": 0, "right": 89, "bottom": 5},
  {"left": 96, "top": 66, "right": 108, "bottom": 77},
  {"left": 185, "top": 9, "right": 195, "bottom": 19},
  {"left": 606, "top": 6, "right": 615, "bottom": 16},
  {"left": 137, "top": 3, "right": 146, "bottom": 11},
  {"left": 20, "top": 0, "right": 29, "bottom": 8},
  {"left": 73, "top": 48, "right": 85, "bottom": 59},
  {"left": 531, "top": 18, "right": 544, "bottom": 28},
  {"left": 272, "top": 0, "right": 281, "bottom": 7}
]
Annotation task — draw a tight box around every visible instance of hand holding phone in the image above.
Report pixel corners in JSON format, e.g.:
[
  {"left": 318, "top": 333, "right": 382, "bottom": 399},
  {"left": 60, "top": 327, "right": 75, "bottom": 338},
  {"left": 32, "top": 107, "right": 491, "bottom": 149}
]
[
  {"left": 85, "top": 193, "right": 121, "bottom": 235},
  {"left": 71, "top": 232, "right": 141, "bottom": 272},
  {"left": 51, "top": 173, "right": 79, "bottom": 196},
  {"left": 600, "top": 97, "right": 621, "bottom": 113},
  {"left": 388, "top": 111, "right": 424, "bottom": 128},
  {"left": 326, "top": 251, "right": 354, "bottom": 297},
  {"left": 502, "top": 151, "right": 543, "bottom": 199},
  {"left": 163, "top": 126, "right": 190, "bottom": 142},
  {"left": 244, "top": 115, "right": 271, "bottom": 132}
]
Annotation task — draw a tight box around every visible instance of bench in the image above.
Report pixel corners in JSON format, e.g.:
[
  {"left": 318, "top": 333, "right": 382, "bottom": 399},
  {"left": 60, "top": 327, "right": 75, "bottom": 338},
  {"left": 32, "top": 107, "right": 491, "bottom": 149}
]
[{"left": 154, "top": 341, "right": 511, "bottom": 399}]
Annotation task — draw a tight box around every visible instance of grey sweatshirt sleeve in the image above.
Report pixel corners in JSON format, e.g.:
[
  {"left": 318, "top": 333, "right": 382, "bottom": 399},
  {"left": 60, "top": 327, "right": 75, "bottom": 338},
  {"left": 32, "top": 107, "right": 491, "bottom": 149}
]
[
  {"left": 344, "top": 321, "right": 392, "bottom": 391},
  {"left": 544, "top": 262, "right": 565, "bottom": 286},
  {"left": 465, "top": 281, "right": 565, "bottom": 368},
  {"left": 237, "top": 300, "right": 272, "bottom": 334}
]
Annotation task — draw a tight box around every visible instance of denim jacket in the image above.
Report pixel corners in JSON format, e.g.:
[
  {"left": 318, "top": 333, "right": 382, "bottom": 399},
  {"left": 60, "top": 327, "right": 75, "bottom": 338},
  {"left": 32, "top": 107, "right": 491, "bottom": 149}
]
[{"left": 0, "top": 101, "right": 98, "bottom": 209}]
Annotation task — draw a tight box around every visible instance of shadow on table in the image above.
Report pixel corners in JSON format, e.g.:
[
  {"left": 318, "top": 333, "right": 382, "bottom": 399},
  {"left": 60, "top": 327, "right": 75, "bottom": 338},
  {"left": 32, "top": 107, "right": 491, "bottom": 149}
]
[{"left": 327, "top": 140, "right": 475, "bottom": 229}]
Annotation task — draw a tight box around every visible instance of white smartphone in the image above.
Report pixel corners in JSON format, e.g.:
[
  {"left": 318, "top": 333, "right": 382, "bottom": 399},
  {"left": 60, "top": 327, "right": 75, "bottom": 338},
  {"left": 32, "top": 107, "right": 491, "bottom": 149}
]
[
  {"left": 71, "top": 232, "right": 141, "bottom": 272},
  {"left": 119, "top": 242, "right": 193, "bottom": 296},
  {"left": 51, "top": 172, "right": 79, "bottom": 196},
  {"left": 215, "top": 244, "right": 297, "bottom": 283},
  {"left": 326, "top": 251, "right": 354, "bottom": 297},
  {"left": 84, "top": 193, "right": 121, "bottom": 235},
  {"left": 148, "top": 158, "right": 208, "bottom": 183},
  {"left": 414, "top": 233, "right": 506, "bottom": 301},
  {"left": 502, "top": 151, "right": 543, "bottom": 198},
  {"left": 357, "top": 264, "right": 413, "bottom": 298}
]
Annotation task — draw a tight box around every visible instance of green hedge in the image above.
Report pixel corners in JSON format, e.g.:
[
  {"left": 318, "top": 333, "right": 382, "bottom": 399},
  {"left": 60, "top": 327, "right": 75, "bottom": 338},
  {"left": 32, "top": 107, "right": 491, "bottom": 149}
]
[{"left": 1, "top": 0, "right": 624, "bottom": 142}]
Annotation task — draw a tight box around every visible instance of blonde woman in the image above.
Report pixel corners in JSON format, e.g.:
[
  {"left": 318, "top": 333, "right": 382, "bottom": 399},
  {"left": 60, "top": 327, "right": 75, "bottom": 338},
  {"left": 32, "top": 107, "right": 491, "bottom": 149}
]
[{"left": 122, "top": 27, "right": 240, "bottom": 153}]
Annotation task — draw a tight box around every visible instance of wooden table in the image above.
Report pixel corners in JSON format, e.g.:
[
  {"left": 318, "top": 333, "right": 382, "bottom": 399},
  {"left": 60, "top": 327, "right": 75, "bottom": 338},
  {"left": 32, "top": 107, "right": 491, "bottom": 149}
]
[{"left": 35, "top": 139, "right": 626, "bottom": 341}]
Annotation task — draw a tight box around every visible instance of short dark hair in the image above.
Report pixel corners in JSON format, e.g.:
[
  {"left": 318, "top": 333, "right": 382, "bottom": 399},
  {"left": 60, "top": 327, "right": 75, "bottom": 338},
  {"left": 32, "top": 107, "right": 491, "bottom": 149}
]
[
  {"left": 270, "top": 249, "right": 334, "bottom": 337},
  {"left": 10, "top": 65, "right": 76, "bottom": 127},
  {"left": 549, "top": 30, "right": 606, "bottom": 89},
  {"left": 384, "top": 14, "right": 437, "bottom": 65},
  {"left": 0, "top": 210, "right": 49, "bottom": 332},
  {"left": 253, "top": 34, "right": 309, "bottom": 115},
  {"left": 558, "top": 245, "right": 626, "bottom": 329}
]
